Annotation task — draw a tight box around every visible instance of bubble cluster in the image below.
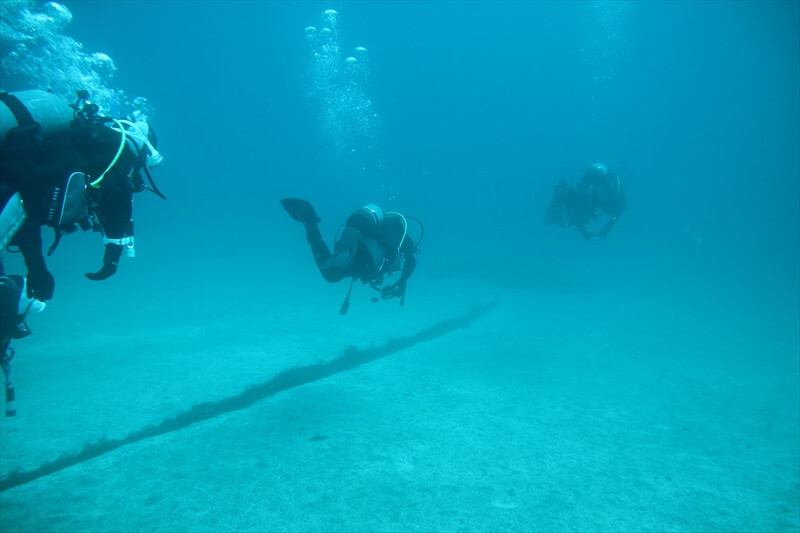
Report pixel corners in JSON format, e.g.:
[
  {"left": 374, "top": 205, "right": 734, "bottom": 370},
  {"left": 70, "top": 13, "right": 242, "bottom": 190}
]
[
  {"left": 305, "top": 9, "right": 382, "bottom": 175},
  {"left": 580, "top": 1, "right": 630, "bottom": 96},
  {"left": 0, "top": 1, "right": 152, "bottom": 121}
]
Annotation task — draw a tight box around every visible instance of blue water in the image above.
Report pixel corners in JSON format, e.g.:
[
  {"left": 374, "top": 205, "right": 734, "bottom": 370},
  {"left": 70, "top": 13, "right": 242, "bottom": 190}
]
[{"left": 1, "top": 1, "right": 798, "bottom": 531}]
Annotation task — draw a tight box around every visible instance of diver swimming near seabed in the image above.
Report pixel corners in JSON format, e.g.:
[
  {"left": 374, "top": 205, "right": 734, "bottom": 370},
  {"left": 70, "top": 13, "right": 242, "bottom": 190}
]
[
  {"left": 281, "top": 198, "right": 422, "bottom": 314},
  {"left": 545, "top": 162, "right": 627, "bottom": 240}
]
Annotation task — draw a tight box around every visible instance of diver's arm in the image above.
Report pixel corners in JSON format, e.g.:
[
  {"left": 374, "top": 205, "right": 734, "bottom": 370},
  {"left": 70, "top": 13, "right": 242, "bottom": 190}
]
[
  {"left": 12, "top": 219, "right": 54, "bottom": 300},
  {"left": 597, "top": 216, "right": 619, "bottom": 238},
  {"left": 391, "top": 240, "right": 418, "bottom": 305},
  {"left": 577, "top": 225, "right": 597, "bottom": 241},
  {"left": 398, "top": 240, "right": 417, "bottom": 283},
  {"left": 598, "top": 193, "right": 626, "bottom": 238}
]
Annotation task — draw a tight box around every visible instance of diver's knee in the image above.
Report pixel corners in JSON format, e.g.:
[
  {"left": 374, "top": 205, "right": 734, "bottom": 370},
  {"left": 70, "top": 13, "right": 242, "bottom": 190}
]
[{"left": 320, "top": 267, "right": 346, "bottom": 283}]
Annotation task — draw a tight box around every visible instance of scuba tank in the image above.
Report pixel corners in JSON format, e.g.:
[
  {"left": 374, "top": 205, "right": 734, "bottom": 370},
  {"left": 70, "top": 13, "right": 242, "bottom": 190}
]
[
  {"left": 0, "top": 193, "right": 25, "bottom": 251},
  {"left": 0, "top": 89, "right": 74, "bottom": 144}
]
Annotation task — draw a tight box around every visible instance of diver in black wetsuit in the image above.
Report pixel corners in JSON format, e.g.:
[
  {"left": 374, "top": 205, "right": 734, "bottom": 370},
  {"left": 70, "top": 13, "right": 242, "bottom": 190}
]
[
  {"left": 281, "top": 198, "right": 419, "bottom": 314},
  {"left": 0, "top": 89, "right": 165, "bottom": 301},
  {"left": 545, "top": 162, "right": 626, "bottom": 240}
]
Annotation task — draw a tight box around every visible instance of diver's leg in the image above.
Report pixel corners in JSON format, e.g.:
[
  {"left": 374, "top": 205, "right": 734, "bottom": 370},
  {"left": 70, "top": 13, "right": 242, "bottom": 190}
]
[
  {"left": 313, "top": 224, "right": 361, "bottom": 283},
  {"left": 280, "top": 198, "right": 337, "bottom": 278},
  {"left": 306, "top": 221, "right": 357, "bottom": 282},
  {"left": 304, "top": 222, "right": 332, "bottom": 270},
  {"left": 281, "top": 199, "right": 355, "bottom": 282}
]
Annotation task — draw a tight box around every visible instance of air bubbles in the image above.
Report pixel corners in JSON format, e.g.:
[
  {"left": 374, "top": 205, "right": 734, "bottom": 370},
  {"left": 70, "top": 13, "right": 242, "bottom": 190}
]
[
  {"left": 1, "top": 1, "right": 151, "bottom": 121},
  {"left": 42, "top": 2, "right": 72, "bottom": 29},
  {"left": 582, "top": 1, "right": 630, "bottom": 94},
  {"left": 322, "top": 9, "right": 339, "bottom": 25},
  {"left": 90, "top": 52, "right": 116, "bottom": 79},
  {"left": 304, "top": 9, "right": 382, "bottom": 174}
]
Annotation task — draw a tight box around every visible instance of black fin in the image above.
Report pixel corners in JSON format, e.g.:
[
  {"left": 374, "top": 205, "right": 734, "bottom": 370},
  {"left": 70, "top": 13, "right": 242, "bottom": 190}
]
[{"left": 280, "top": 198, "right": 319, "bottom": 224}]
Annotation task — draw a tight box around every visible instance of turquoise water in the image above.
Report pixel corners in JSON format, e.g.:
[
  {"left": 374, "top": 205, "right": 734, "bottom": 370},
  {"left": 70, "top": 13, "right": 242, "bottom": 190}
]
[{"left": 1, "top": 1, "right": 798, "bottom": 531}]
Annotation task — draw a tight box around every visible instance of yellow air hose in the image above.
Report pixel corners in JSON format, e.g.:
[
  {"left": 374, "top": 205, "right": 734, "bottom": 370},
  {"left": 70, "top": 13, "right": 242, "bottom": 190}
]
[{"left": 90, "top": 119, "right": 127, "bottom": 188}]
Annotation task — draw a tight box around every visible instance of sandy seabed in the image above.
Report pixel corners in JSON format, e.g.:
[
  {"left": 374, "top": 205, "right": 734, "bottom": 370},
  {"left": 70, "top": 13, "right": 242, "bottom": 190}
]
[{"left": 0, "top": 274, "right": 797, "bottom": 532}]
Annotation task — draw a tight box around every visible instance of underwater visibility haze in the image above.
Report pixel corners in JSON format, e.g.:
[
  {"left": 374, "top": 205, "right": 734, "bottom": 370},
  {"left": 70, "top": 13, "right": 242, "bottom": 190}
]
[{"left": 0, "top": 1, "right": 798, "bottom": 531}]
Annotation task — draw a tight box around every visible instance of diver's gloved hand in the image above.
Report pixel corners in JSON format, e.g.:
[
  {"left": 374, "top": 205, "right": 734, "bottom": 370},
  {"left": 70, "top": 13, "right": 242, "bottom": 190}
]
[
  {"left": 394, "top": 280, "right": 407, "bottom": 305},
  {"left": 578, "top": 227, "right": 597, "bottom": 241},
  {"left": 598, "top": 217, "right": 616, "bottom": 239},
  {"left": 380, "top": 280, "right": 406, "bottom": 302},
  {"left": 26, "top": 267, "right": 55, "bottom": 301},
  {"left": 85, "top": 243, "right": 123, "bottom": 281}
]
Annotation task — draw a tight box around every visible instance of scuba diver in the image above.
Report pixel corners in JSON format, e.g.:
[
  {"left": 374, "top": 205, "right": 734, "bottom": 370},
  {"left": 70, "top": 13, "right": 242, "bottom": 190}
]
[
  {"left": 280, "top": 198, "right": 421, "bottom": 314},
  {"left": 0, "top": 89, "right": 166, "bottom": 300},
  {"left": 0, "top": 273, "right": 46, "bottom": 416},
  {"left": 544, "top": 162, "right": 626, "bottom": 240}
]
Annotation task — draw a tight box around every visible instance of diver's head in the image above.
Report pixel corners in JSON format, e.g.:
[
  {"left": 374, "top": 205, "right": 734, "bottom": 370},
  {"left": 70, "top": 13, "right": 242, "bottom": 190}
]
[
  {"left": 15, "top": 277, "right": 46, "bottom": 316},
  {"left": 346, "top": 204, "right": 384, "bottom": 235},
  {"left": 0, "top": 276, "right": 45, "bottom": 342},
  {"left": 361, "top": 204, "right": 384, "bottom": 226},
  {"left": 114, "top": 119, "right": 164, "bottom": 168},
  {"left": 132, "top": 121, "right": 163, "bottom": 168},
  {"left": 584, "top": 162, "right": 609, "bottom": 185}
]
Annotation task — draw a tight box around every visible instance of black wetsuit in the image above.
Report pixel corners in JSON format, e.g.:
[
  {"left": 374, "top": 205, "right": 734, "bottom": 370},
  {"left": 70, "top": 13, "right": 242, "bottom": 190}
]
[
  {"left": 305, "top": 209, "right": 417, "bottom": 291},
  {"left": 545, "top": 168, "right": 626, "bottom": 240},
  {"left": 569, "top": 171, "right": 626, "bottom": 240},
  {"left": 0, "top": 121, "right": 144, "bottom": 298}
]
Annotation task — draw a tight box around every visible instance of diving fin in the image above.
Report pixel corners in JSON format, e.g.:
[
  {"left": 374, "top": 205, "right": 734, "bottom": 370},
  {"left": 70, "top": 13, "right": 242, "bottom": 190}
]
[
  {"left": 544, "top": 180, "right": 570, "bottom": 228},
  {"left": 280, "top": 198, "right": 320, "bottom": 224}
]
